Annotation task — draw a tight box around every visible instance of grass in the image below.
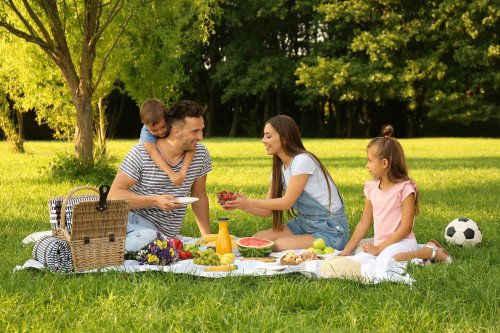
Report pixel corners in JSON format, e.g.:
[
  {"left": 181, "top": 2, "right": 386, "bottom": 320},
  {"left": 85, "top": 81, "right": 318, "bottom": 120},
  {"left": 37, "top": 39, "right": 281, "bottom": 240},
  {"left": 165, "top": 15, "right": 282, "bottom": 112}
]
[{"left": 1, "top": 138, "right": 499, "bottom": 332}]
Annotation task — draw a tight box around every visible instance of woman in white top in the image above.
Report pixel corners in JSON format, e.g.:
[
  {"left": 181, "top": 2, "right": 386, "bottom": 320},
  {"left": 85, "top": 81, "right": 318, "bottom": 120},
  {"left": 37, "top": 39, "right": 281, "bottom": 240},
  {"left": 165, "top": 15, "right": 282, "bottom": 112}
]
[{"left": 222, "top": 115, "right": 349, "bottom": 252}]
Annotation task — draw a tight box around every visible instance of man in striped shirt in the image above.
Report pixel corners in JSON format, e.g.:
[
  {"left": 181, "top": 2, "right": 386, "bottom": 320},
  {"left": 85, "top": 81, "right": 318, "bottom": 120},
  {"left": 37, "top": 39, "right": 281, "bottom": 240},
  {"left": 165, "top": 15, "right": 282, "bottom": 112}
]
[{"left": 109, "top": 100, "right": 212, "bottom": 251}]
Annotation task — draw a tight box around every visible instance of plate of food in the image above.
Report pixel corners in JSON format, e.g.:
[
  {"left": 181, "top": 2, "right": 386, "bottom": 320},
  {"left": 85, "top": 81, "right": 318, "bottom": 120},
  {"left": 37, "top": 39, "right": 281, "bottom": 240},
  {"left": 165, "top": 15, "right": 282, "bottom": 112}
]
[{"left": 174, "top": 197, "right": 199, "bottom": 204}]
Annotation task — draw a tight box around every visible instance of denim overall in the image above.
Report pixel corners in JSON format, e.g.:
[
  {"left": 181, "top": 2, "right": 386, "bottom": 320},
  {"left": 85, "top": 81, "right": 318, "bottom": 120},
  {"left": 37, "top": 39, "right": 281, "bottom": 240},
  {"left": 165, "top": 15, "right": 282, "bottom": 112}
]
[{"left": 288, "top": 190, "right": 350, "bottom": 250}]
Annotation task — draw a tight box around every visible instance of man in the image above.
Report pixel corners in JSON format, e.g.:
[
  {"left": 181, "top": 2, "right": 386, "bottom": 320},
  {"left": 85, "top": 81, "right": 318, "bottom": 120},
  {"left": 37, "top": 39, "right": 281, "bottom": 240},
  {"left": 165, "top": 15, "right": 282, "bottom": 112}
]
[{"left": 109, "top": 100, "right": 212, "bottom": 251}]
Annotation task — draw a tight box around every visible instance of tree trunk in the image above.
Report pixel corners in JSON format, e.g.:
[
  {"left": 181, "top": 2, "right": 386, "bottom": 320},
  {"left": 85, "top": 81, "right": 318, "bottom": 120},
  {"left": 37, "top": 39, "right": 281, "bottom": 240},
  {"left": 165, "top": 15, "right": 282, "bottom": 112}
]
[
  {"left": 95, "top": 96, "right": 107, "bottom": 156},
  {"left": 16, "top": 110, "right": 24, "bottom": 140},
  {"left": 229, "top": 103, "right": 239, "bottom": 137},
  {"left": 0, "top": 93, "right": 24, "bottom": 153},
  {"left": 263, "top": 88, "right": 273, "bottom": 122},
  {"left": 205, "top": 86, "right": 217, "bottom": 137},
  {"left": 276, "top": 86, "right": 283, "bottom": 115}
]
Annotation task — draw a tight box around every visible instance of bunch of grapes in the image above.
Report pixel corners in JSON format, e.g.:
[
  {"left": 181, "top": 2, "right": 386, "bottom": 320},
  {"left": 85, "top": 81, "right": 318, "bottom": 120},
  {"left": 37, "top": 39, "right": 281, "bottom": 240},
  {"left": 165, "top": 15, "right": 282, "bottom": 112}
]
[{"left": 193, "top": 248, "right": 220, "bottom": 266}]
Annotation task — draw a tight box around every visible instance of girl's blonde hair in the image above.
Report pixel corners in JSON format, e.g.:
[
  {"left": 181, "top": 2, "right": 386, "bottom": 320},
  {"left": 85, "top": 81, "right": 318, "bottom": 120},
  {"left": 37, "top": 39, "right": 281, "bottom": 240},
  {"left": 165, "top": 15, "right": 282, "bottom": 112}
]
[{"left": 367, "top": 125, "right": 420, "bottom": 215}]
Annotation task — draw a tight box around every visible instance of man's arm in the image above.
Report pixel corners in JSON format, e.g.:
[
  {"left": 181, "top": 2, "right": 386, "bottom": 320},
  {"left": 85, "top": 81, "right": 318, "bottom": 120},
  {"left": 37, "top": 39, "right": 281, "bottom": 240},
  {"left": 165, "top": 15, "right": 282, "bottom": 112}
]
[
  {"left": 190, "top": 174, "right": 211, "bottom": 235},
  {"left": 109, "top": 171, "right": 180, "bottom": 211}
]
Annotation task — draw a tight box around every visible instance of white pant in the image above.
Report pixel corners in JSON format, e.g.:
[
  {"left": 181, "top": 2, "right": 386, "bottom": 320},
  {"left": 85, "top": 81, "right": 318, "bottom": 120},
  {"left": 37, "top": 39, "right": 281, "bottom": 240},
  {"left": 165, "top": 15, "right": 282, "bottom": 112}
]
[
  {"left": 125, "top": 212, "right": 160, "bottom": 252},
  {"left": 351, "top": 238, "right": 420, "bottom": 281}
]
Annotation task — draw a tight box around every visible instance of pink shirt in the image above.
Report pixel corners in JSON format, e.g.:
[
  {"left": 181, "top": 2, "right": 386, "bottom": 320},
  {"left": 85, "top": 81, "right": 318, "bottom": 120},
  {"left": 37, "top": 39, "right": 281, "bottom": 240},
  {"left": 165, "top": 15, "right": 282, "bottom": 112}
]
[{"left": 364, "top": 179, "right": 417, "bottom": 246}]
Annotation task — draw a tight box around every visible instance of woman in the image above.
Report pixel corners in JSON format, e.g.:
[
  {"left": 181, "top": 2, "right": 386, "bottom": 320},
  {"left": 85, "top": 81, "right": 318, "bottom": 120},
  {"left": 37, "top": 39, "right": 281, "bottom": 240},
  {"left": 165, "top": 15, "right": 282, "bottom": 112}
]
[{"left": 222, "top": 115, "right": 349, "bottom": 252}]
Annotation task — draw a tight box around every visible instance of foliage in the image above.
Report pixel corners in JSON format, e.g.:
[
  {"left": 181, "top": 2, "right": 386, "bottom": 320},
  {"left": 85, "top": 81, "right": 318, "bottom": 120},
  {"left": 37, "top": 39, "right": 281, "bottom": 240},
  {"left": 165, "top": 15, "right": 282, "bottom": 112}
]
[
  {"left": 1, "top": 138, "right": 499, "bottom": 331},
  {"left": 0, "top": 31, "right": 75, "bottom": 140},
  {"left": 115, "top": 0, "right": 217, "bottom": 106},
  {"left": 43, "top": 151, "right": 117, "bottom": 185},
  {"left": 296, "top": 0, "right": 500, "bottom": 130}
]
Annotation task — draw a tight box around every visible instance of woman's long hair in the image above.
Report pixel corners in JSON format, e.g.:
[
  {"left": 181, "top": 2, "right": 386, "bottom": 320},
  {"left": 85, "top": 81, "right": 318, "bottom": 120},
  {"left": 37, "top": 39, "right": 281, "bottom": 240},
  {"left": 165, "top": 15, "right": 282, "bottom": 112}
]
[{"left": 267, "top": 115, "right": 335, "bottom": 230}]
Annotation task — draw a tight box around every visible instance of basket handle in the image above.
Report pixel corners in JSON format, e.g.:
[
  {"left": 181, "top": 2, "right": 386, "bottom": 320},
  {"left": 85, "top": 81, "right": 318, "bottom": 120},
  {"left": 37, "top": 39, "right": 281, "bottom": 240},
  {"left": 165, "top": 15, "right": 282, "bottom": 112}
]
[{"left": 59, "top": 186, "right": 99, "bottom": 230}]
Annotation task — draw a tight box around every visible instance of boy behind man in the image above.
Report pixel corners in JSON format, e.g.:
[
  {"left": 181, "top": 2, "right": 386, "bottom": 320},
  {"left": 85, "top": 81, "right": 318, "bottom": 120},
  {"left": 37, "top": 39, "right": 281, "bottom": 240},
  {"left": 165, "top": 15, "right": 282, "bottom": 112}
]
[{"left": 140, "top": 98, "right": 194, "bottom": 186}]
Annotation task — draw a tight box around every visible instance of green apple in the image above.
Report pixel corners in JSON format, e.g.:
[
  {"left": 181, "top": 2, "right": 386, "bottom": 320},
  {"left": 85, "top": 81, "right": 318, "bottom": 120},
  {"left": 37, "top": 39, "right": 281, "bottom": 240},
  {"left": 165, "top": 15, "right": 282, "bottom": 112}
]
[
  {"left": 312, "top": 238, "right": 326, "bottom": 250},
  {"left": 323, "top": 246, "right": 335, "bottom": 254},
  {"left": 306, "top": 247, "right": 315, "bottom": 253},
  {"left": 312, "top": 248, "right": 324, "bottom": 255}
]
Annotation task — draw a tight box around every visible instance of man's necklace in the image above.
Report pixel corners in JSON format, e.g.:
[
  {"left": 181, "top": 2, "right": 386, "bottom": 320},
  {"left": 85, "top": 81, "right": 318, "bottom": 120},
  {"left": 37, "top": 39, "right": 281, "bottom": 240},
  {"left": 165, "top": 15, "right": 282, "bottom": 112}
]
[{"left": 157, "top": 145, "right": 182, "bottom": 166}]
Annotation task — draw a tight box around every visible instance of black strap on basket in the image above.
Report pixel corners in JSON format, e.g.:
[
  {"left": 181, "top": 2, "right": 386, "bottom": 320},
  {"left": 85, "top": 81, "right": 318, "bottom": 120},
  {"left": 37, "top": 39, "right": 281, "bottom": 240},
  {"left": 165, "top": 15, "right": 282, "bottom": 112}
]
[{"left": 96, "top": 185, "right": 109, "bottom": 211}]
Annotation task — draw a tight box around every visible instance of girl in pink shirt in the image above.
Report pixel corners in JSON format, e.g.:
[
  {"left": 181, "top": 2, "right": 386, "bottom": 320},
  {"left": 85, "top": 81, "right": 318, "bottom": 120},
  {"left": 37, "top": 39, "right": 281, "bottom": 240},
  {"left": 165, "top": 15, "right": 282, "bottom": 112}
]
[{"left": 329, "top": 126, "right": 451, "bottom": 282}]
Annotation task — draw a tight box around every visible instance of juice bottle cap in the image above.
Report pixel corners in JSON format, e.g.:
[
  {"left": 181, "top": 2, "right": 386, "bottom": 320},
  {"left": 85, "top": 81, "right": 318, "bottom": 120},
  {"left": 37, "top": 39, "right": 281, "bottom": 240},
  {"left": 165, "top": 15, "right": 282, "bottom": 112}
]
[{"left": 218, "top": 217, "right": 229, "bottom": 221}]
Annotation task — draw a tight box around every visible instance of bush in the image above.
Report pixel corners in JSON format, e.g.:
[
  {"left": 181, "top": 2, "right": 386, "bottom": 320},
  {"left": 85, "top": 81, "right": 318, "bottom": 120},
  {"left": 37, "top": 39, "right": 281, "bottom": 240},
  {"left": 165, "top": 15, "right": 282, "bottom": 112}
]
[{"left": 44, "top": 152, "right": 117, "bottom": 185}]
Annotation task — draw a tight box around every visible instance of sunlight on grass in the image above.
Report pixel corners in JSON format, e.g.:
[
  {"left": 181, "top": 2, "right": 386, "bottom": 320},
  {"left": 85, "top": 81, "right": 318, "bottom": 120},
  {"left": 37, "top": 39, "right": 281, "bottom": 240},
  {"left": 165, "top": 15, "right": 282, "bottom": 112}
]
[{"left": 1, "top": 138, "right": 499, "bottom": 332}]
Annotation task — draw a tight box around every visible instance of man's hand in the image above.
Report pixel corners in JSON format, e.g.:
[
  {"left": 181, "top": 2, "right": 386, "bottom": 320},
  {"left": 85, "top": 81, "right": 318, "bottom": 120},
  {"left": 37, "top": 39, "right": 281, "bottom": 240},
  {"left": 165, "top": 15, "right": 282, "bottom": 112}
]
[{"left": 155, "top": 194, "right": 182, "bottom": 211}]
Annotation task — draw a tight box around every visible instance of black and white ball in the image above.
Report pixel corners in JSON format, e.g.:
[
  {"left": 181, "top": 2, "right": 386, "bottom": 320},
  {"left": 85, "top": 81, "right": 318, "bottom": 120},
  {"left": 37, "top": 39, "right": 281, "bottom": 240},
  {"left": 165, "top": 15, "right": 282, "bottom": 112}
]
[{"left": 445, "top": 217, "right": 482, "bottom": 247}]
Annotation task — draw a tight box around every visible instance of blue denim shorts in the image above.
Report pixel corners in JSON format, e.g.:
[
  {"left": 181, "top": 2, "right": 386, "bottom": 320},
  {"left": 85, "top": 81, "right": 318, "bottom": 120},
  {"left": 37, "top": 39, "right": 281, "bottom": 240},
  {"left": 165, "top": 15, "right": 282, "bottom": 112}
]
[{"left": 287, "top": 207, "right": 349, "bottom": 250}]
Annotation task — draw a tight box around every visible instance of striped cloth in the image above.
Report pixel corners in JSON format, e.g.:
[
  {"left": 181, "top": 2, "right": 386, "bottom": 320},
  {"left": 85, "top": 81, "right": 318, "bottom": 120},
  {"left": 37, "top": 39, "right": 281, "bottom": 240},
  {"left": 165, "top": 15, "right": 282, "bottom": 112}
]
[
  {"left": 32, "top": 235, "right": 73, "bottom": 273},
  {"left": 119, "top": 142, "right": 212, "bottom": 237},
  {"left": 49, "top": 196, "right": 98, "bottom": 234}
]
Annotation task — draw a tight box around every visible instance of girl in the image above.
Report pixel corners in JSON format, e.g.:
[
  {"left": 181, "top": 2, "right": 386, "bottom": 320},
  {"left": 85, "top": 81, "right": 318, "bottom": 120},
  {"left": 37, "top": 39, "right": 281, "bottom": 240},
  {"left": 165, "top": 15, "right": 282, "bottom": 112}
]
[
  {"left": 327, "top": 126, "right": 451, "bottom": 282},
  {"left": 222, "top": 115, "right": 349, "bottom": 252}
]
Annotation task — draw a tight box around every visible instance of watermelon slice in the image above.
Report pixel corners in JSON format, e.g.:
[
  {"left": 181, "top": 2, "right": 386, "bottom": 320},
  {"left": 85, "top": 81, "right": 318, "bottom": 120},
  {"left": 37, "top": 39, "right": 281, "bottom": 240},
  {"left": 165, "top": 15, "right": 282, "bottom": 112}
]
[{"left": 236, "top": 237, "right": 274, "bottom": 257}]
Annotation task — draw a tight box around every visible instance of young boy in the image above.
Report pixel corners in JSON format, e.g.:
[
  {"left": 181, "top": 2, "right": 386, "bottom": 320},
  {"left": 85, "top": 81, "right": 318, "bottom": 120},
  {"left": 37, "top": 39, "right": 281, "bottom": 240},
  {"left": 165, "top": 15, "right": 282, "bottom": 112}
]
[{"left": 139, "top": 98, "right": 194, "bottom": 186}]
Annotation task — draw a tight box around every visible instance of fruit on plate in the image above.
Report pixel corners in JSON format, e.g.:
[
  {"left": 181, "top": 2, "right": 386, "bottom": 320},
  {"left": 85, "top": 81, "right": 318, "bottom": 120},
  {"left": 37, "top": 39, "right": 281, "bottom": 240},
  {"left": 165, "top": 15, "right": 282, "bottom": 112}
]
[
  {"left": 220, "top": 253, "right": 236, "bottom": 264},
  {"left": 193, "top": 248, "right": 220, "bottom": 266},
  {"left": 312, "top": 238, "right": 326, "bottom": 250},
  {"left": 306, "top": 238, "right": 331, "bottom": 254},
  {"left": 216, "top": 190, "right": 238, "bottom": 205},
  {"left": 236, "top": 237, "right": 274, "bottom": 257},
  {"left": 171, "top": 238, "right": 184, "bottom": 251}
]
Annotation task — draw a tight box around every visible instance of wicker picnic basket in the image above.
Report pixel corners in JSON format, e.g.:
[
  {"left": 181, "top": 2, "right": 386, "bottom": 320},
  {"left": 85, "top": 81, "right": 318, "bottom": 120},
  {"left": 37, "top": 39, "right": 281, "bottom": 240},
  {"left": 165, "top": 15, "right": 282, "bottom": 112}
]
[{"left": 53, "top": 185, "right": 129, "bottom": 272}]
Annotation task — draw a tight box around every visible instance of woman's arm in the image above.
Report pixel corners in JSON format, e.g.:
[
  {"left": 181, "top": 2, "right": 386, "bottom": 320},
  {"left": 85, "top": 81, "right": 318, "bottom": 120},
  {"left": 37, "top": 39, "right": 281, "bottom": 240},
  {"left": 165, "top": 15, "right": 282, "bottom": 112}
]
[
  {"left": 223, "top": 173, "right": 309, "bottom": 215},
  {"left": 223, "top": 187, "right": 274, "bottom": 217},
  {"left": 363, "top": 193, "right": 415, "bottom": 256},
  {"left": 339, "top": 198, "right": 373, "bottom": 256}
]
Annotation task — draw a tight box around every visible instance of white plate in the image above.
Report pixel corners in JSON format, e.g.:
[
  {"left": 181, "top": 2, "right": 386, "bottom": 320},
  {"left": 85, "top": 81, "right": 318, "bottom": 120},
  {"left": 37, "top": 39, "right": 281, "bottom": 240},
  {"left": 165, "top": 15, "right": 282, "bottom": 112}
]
[{"left": 175, "top": 197, "right": 199, "bottom": 204}]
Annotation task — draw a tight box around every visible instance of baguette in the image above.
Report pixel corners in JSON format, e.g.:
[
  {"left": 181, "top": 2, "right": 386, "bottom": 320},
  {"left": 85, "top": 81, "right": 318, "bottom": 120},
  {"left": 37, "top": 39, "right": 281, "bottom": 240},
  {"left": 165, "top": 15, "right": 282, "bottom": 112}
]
[{"left": 203, "top": 265, "right": 238, "bottom": 272}]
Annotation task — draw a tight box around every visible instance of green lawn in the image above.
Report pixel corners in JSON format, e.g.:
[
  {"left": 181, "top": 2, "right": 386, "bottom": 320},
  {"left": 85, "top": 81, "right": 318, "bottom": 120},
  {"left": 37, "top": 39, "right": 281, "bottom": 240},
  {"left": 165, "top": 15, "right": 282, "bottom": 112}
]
[{"left": 1, "top": 138, "right": 499, "bottom": 332}]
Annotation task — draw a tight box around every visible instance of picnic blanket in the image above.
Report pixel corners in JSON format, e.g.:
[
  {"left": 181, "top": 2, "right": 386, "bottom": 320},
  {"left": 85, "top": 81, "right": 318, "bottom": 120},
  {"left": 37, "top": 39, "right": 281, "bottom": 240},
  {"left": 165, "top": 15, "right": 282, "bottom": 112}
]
[{"left": 15, "top": 231, "right": 416, "bottom": 285}]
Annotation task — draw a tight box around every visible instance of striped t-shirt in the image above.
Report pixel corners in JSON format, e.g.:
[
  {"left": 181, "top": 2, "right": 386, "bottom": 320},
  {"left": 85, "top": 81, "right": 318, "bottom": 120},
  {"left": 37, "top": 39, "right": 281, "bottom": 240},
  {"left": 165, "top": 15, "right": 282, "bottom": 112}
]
[{"left": 119, "top": 142, "right": 212, "bottom": 237}]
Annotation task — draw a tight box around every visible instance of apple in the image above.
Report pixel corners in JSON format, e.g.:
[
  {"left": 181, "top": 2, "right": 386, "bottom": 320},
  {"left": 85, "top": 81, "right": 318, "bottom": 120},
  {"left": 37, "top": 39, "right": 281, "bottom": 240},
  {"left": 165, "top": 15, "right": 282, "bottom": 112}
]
[
  {"left": 312, "top": 238, "right": 326, "bottom": 250},
  {"left": 323, "top": 246, "right": 335, "bottom": 254},
  {"left": 306, "top": 247, "right": 315, "bottom": 253},
  {"left": 312, "top": 248, "right": 324, "bottom": 255}
]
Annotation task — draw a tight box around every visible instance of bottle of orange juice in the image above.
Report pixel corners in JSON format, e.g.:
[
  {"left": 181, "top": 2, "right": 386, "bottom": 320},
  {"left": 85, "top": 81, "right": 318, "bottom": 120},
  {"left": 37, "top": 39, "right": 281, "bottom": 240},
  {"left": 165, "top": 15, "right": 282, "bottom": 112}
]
[{"left": 216, "top": 217, "right": 232, "bottom": 255}]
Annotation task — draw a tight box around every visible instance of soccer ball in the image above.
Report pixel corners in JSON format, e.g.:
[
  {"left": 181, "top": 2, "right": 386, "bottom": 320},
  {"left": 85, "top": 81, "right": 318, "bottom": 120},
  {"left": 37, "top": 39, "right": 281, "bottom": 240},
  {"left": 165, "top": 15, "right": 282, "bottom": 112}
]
[{"left": 444, "top": 217, "right": 482, "bottom": 247}]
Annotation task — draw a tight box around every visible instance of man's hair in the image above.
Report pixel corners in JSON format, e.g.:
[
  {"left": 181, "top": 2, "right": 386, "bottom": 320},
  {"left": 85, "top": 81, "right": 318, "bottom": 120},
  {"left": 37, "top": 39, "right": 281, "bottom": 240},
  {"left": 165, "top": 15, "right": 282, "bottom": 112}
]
[
  {"left": 167, "top": 100, "right": 205, "bottom": 127},
  {"left": 140, "top": 98, "right": 166, "bottom": 126}
]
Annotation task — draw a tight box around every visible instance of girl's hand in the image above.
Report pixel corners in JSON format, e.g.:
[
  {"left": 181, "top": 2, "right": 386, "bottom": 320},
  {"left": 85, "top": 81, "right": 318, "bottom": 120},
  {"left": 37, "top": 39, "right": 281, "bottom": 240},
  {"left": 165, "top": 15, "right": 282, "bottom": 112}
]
[
  {"left": 339, "top": 250, "right": 351, "bottom": 256},
  {"left": 362, "top": 243, "right": 380, "bottom": 256},
  {"left": 222, "top": 193, "right": 247, "bottom": 211}
]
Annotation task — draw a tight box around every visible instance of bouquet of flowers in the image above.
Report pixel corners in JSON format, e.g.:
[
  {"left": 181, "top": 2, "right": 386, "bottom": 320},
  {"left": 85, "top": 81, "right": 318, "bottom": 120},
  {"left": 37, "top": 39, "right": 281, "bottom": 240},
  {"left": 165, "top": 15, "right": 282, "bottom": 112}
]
[{"left": 134, "top": 232, "right": 178, "bottom": 265}]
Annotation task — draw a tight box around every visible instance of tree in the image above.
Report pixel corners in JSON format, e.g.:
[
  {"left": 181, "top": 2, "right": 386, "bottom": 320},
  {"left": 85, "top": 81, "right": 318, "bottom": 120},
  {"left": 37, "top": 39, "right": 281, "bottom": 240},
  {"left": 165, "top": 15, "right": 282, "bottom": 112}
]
[{"left": 0, "top": 1, "right": 134, "bottom": 164}]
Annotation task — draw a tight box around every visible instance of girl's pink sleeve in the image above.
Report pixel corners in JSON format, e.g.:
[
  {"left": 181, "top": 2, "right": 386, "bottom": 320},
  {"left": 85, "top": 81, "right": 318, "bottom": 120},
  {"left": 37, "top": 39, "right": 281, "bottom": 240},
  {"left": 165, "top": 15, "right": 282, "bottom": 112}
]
[
  {"left": 363, "top": 180, "right": 374, "bottom": 198},
  {"left": 400, "top": 180, "right": 417, "bottom": 201}
]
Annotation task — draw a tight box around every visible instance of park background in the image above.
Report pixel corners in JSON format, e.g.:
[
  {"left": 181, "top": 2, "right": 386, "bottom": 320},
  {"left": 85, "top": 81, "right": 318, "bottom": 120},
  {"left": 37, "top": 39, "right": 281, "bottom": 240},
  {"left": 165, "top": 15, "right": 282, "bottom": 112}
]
[{"left": 0, "top": 1, "right": 499, "bottom": 332}]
